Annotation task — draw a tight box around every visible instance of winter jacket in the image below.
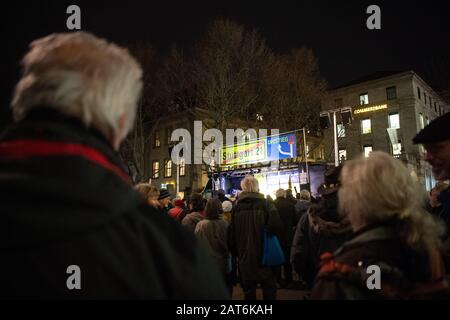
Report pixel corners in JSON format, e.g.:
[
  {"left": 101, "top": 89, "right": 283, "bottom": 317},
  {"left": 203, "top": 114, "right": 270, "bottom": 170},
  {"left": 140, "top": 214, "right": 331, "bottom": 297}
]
[
  {"left": 228, "top": 192, "right": 283, "bottom": 281},
  {"left": 274, "top": 197, "right": 298, "bottom": 247},
  {"left": 295, "top": 200, "right": 311, "bottom": 220},
  {"left": 0, "top": 107, "right": 228, "bottom": 299},
  {"left": 291, "top": 194, "right": 352, "bottom": 288},
  {"left": 195, "top": 219, "right": 230, "bottom": 275},
  {"left": 311, "top": 224, "right": 449, "bottom": 299},
  {"left": 182, "top": 211, "right": 204, "bottom": 233},
  {"left": 437, "top": 186, "right": 450, "bottom": 273}
]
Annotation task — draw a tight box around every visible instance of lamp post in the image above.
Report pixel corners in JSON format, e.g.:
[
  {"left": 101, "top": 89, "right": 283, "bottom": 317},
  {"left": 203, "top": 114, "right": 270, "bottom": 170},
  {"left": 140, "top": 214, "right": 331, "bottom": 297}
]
[{"left": 320, "top": 107, "right": 353, "bottom": 167}]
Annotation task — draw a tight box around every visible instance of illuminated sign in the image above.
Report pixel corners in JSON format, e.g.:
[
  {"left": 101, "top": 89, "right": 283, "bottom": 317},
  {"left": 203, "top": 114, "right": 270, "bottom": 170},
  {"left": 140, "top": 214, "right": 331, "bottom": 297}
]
[
  {"left": 354, "top": 104, "right": 388, "bottom": 114},
  {"left": 222, "top": 140, "right": 266, "bottom": 165},
  {"left": 221, "top": 132, "right": 297, "bottom": 165}
]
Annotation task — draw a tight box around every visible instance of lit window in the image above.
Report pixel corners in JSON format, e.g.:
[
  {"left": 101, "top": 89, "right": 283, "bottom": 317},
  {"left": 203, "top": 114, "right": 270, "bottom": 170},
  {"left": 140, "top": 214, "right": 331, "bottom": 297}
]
[
  {"left": 419, "top": 113, "right": 424, "bottom": 130},
  {"left": 388, "top": 113, "right": 400, "bottom": 129},
  {"left": 360, "top": 93, "right": 369, "bottom": 105},
  {"left": 338, "top": 149, "right": 347, "bottom": 163},
  {"left": 392, "top": 141, "right": 402, "bottom": 156},
  {"left": 165, "top": 159, "right": 173, "bottom": 178},
  {"left": 179, "top": 158, "right": 186, "bottom": 177},
  {"left": 363, "top": 145, "right": 373, "bottom": 158},
  {"left": 386, "top": 86, "right": 397, "bottom": 100},
  {"left": 337, "top": 123, "right": 346, "bottom": 137},
  {"left": 154, "top": 131, "right": 161, "bottom": 148},
  {"left": 361, "top": 118, "right": 372, "bottom": 134},
  {"left": 426, "top": 116, "right": 429, "bottom": 126},
  {"left": 152, "top": 161, "right": 160, "bottom": 179}
]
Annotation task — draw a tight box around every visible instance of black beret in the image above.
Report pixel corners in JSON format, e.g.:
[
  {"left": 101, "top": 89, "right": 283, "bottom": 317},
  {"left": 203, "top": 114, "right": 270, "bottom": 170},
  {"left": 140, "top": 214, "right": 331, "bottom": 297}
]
[{"left": 413, "top": 112, "right": 450, "bottom": 144}]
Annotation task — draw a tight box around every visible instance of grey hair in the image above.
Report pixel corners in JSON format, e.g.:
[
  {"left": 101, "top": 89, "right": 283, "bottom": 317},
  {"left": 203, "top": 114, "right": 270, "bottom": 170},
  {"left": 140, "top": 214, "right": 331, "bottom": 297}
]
[
  {"left": 240, "top": 175, "right": 259, "bottom": 193},
  {"left": 11, "top": 32, "right": 143, "bottom": 148},
  {"left": 300, "top": 189, "right": 311, "bottom": 201},
  {"left": 339, "top": 151, "right": 443, "bottom": 252},
  {"left": 275, "top": 188, "right": 286, "bottom": 198}
]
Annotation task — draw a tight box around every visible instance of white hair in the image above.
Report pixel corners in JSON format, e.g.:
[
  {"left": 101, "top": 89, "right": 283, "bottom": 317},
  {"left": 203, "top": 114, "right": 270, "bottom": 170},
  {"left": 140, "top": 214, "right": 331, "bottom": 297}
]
[
  {"left": 240, "top": 175, "right": 259, "bottom": 193},
  {"left": 300, "top": 189, "right": 311, "bottom": 201},
  {"left": 275, "top": 188, "right": 286, "bottom": 198},
  {"left": 11, "top": 32, "right": 143, "bottom": 149},
  {"left": 339, "top": 151, "right": 443, "bottom": 252}
]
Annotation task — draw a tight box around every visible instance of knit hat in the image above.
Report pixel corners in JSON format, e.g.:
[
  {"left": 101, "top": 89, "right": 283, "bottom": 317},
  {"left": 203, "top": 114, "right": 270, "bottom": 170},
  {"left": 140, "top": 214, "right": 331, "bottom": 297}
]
[{"left": 158, "top": 189, "right": 171, "bottom": 200}]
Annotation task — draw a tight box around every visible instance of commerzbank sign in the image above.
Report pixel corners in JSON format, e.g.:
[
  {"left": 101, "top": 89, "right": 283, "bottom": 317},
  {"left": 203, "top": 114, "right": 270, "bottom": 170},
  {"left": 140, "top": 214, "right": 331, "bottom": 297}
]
[
  {"left": 221, "top": 133, "right": 297, "bottom": 165},
  {"left": 353, "top": 104, "right": 388, "bottom": 114}
]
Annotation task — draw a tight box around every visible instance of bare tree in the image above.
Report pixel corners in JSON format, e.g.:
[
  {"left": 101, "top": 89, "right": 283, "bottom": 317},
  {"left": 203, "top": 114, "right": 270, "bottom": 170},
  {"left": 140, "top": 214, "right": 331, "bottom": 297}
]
[
  {"left": 262, "top": 48, "right": 327, "bottom": 132},
  {"left": 120, "top": 44, "right": 165, "bottom": 183}
]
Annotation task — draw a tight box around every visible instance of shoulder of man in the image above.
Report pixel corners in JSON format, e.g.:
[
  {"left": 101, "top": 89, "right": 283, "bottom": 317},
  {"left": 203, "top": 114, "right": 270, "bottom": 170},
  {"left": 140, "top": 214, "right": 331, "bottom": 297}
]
[{"left": 133, "top": 204, "right": 228, "bottom": 299}]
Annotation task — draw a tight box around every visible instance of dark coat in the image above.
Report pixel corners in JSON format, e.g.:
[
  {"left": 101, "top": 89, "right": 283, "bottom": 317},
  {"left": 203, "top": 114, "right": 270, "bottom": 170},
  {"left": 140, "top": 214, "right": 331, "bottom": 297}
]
[
  {"left": 437, "top": 187, "right": 450, "bottom": 272},
  {"left": 290, "top": 194, "right": 352, "bottom": 288},
  {"left": 228, "top": 192, "right": 283, "bottom": 281},
  {"left": 311, "top": 225, "right": 448, "bottom": 299},
  {"left": 274, "top": 197, "right": 298, "bottom": 247},
  {"left": 0, "top": 108, "right": 228, "bottom": 299}
]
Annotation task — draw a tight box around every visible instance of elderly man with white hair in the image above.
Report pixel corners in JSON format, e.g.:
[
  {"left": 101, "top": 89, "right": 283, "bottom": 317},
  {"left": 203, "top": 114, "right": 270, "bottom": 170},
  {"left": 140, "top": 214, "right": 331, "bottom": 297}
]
[
  {"left": 0, "top": 32, "right": 227, "bottom": 299},
  {"left": 228, "top": 175, "right": 283, "bottom": 300}
]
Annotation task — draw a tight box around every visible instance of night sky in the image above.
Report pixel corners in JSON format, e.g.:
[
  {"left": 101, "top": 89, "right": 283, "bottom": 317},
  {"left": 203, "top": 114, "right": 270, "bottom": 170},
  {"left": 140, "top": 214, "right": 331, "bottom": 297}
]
[{"left": 1, "top": 0, "right": 450, "bottom": 123}]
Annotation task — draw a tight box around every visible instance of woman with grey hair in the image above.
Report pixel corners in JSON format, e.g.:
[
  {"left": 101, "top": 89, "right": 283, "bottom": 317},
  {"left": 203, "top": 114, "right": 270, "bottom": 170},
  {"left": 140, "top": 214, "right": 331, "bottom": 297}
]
[{"left": 312, "top": 151, "right": 448, "bottom": 299}]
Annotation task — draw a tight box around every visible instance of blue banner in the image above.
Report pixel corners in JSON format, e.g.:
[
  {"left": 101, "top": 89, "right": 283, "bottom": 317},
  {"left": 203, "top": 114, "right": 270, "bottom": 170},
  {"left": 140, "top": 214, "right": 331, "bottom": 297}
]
[{"left": 266, "top": 133, "right": 297, "bottom": 161}]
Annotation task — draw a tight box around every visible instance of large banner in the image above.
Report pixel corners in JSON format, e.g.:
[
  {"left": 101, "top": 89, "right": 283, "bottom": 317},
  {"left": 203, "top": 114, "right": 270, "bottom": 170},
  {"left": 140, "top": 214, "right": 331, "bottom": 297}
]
[
  {"left": 221, "top": 140, "right": 266, "bottom": 165},
  {"left": 221, "top": 132, "right": 297, "bottom": 165}
]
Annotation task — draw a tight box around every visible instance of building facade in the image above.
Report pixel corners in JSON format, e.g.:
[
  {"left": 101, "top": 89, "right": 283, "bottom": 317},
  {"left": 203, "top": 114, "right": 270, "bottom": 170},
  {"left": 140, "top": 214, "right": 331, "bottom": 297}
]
[
  {"left": 321, "top": 71, "right": 449, "bottom": 191},
  {"left": 147, "top": 108, "right": 326, "bottom": 199}
]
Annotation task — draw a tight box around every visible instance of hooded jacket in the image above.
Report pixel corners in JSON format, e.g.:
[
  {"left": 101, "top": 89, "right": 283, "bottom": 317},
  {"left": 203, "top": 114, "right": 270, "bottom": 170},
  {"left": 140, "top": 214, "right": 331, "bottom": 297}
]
[
  {"left": 0, "top": 108, "right": 228, "bottom": 299},
  {"left": 290, "top": 193, "right": 352, "bottom": 288}
]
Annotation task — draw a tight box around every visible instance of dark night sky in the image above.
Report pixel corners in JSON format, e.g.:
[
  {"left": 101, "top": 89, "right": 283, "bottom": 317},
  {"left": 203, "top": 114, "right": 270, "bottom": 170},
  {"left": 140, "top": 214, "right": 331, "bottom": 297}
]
[{"left": 1, "top": 0, "right": 450, "bottom": 122}]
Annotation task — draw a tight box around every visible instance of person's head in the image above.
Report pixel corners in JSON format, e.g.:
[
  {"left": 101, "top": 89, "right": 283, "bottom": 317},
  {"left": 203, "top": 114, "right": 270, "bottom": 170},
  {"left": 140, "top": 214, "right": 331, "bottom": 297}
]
[
  {"left": 339, "top": 151, "right": 442, "bottom": 251},
  {"left": 222, "top": 200, "right": 233, "bottom": 213},
  {"left": 205, "top": 199, "right": 223, "bottom": 220},
  {"left": 300, "top": 189, "right": 311, "bottom": 201},
  {"left": 135, "top": 183, "right": 159, "bottom": 204},
  {"left": 189, "top": 193, "right": 205, "bottom": 212},
  {"left": 275, "top": 188, "right": 286, "bottom": 198},
  {"left": 240, "top": 175, "right": 259, "bottom": 193},
  {"left": 430, "top": 182, "right": 449, "bottom": 207},
  {"left": 158, "top": 189, "right": 171, "bottom": 207},
  {"left": 217, "top": 189, "right": 225, "bottom": 197},
  {"left": 318, "top": 165, "right": 342, "bottom": 197},
  {"left": 11, "top": 32, "right": 143, "bottom": 151},
  {"left": 296, "top": 193, "right": 301, "bottom": 199},
  {"left": 413, "top": 112, "right": 450, "bottom": 180},
  {"left": 286, "top": 189, "right": 293, "bottom": 198},
  {"left": 423, "top": 141, "right": 450, "bottom": 181}
]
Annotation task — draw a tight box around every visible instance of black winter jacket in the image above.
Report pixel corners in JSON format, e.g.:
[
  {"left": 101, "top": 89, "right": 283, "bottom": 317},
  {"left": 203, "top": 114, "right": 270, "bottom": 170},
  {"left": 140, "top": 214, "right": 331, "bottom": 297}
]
[{"left": 0, "top": 108, "right": 228, "bottom": 299}]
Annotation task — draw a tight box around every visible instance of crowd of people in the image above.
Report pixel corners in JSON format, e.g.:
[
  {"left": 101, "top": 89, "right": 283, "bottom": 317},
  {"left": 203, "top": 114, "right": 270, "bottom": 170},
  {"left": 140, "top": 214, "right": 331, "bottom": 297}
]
[{"left": 1, "top": 31, "right": 450, "bottom": 300}]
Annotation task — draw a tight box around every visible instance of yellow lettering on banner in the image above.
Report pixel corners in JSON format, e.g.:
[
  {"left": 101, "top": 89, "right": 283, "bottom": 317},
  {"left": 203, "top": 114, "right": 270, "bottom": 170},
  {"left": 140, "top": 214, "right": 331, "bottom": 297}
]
[{"left": 221, "top": 141, "right": 266, "bottom": 165}]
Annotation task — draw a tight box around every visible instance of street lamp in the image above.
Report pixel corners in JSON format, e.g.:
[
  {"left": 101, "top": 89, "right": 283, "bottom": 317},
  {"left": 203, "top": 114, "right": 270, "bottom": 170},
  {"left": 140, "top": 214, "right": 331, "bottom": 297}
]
[{"left": 320, "top": 107, "right": 353, "bottom": 167}]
